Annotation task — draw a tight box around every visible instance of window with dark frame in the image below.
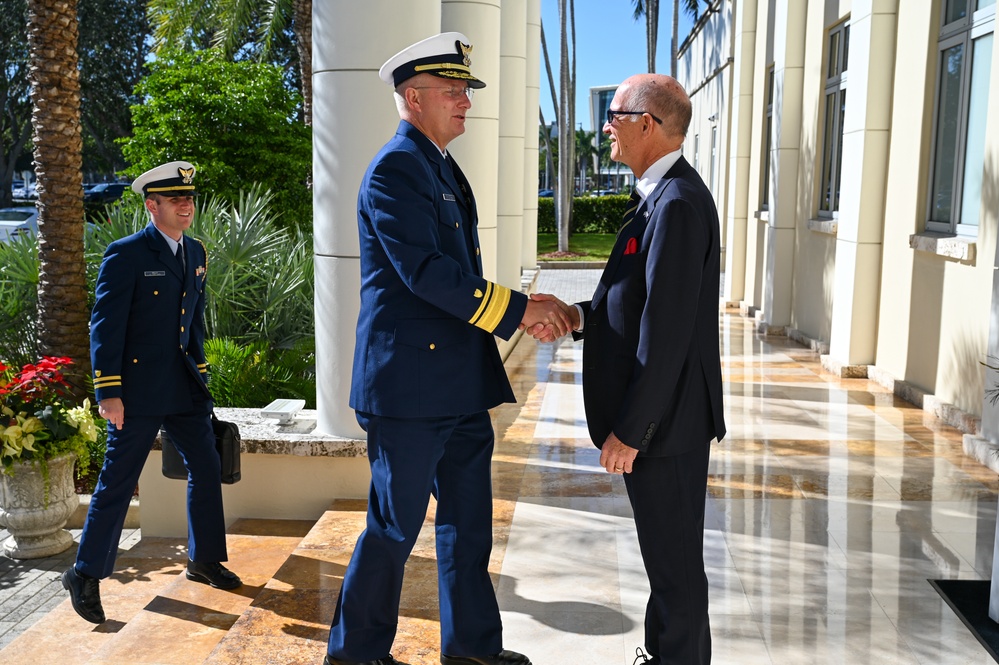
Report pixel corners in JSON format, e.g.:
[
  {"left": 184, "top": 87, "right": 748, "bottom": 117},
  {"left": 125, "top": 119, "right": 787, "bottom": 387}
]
[
  {"left": 762, "top": 66, "right": 774, "bottom": 210},
  {"left": 819, "top": 20, "right": 849, "bottom": 217},
  {"left": 928, "top": 0, "right": 994, "bottom": 236}
]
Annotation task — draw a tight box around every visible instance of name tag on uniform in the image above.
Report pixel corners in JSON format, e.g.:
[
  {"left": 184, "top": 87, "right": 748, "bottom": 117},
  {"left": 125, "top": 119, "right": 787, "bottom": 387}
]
[
  {"left": 144, "top": 271, "right": 166, "bottom": 277},
  {"left": 443, "top": 193, "right": 456, "bottom": 202}
]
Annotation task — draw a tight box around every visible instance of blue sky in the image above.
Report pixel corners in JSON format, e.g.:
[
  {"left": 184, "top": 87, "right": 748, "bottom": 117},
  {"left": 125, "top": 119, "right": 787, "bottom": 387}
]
[{"left": 538, "top": 0, "right": 697, "bottom": 131}]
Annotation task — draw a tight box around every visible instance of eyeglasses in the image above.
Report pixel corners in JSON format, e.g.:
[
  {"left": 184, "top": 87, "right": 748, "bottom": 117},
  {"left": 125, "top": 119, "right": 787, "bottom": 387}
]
[
  {"left": 606, "top": 109, "right": 663, "bottom": 125},
  {"left": 412, "top": 86, "right": 474, "bottom": 101}
]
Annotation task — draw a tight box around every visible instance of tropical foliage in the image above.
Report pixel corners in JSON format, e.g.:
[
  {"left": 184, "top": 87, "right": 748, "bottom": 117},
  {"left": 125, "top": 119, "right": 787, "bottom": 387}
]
[
  {"left": 147, "top": 0, "right": 313, "bottom": 125},
  {"left": 1, "top": 187, "right": 316, "bottom": 410},
  {"left": 121, "top": 51, "right": 312, "bottom": 230}
]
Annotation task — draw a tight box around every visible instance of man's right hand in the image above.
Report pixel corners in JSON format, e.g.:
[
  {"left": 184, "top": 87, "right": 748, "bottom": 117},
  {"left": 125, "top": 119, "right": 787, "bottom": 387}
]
[
  {"left": 521, "top": 295, "right": 573, "bottom": 340},
  {"left": 523, "top": 293, "right": 578, "bottom": 342},
  {"left": 98, "top": 397, "right": 124, "bottom": 430}
]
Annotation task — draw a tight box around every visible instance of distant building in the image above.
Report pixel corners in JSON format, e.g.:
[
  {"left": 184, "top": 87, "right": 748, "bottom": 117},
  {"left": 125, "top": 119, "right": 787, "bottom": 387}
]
[{"left": 589, "top": 85, "right": 634, "bottom": 192}]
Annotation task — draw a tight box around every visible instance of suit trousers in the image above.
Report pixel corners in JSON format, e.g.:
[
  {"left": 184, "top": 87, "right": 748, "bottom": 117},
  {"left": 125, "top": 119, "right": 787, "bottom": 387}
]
[
  {"left": 327, "top": 411, "right": 503, "bottom": 661},
  {"left": 623, "top": 443, "right": 712, "bottom": 665},
  {"left": 75, "top": 395, "right": 228, "bottom": 579}
]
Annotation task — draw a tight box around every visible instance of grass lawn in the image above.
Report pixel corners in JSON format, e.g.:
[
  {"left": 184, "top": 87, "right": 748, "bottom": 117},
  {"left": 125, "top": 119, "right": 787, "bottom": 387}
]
[{"left": 537, "top": 233, "right": 616, "bottom": 261}]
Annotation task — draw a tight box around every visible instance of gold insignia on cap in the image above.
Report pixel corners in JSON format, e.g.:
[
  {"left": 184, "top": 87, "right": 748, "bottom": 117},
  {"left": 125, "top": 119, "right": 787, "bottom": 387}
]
[
  {"left": 457, "top": 40, "right": 473, "bottom": 67},
  {"left": 178, "top": 167, "right": 195, "bottom": 184}
]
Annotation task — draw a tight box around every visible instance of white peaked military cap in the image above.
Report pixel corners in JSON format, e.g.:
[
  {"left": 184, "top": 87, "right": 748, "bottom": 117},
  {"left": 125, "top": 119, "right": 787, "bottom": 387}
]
[
  {"left": 379, "top": 31, "right": 486, "bottom": 89},
  {"left": 131, "top": 160, "right": 198, "bottom": 197}
]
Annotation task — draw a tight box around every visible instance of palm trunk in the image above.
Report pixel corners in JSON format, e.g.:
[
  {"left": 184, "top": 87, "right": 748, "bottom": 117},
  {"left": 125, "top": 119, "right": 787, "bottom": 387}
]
[
  {"left": 556, "top": 0, "right": 575, "bottom": 253},
  {"left": 671, "top": 0, "right": 678, "bottom": 78},
  {"left": 293, "top": 0, "right": 312, "bottom": 127},
  {"left": 26, "top": 0, "right": 91, "bottom": 392}
]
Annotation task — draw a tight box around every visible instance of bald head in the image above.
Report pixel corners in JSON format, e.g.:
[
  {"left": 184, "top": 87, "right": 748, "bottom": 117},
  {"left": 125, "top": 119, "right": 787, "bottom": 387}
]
[{"left": 620, "top": 74, "right": 692, "bottom": 142}]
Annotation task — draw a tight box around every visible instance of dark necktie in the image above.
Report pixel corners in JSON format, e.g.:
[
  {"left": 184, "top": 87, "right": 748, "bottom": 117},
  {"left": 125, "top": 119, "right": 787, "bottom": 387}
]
[
  {"left": 619, "top": 189, "right": 642, "bottom": 235},
  {"left": 175, "top": 242, "right": 185, "bottom": 272}
]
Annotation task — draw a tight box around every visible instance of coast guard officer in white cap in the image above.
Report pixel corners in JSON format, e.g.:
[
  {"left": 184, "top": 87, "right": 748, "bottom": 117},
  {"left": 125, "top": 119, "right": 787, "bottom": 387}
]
[
  {"left": 62, "top": 161, "right": 241, "bottom": 626},
  {"left": 323, "top": 31, "right": 566, "bottom": 665}
]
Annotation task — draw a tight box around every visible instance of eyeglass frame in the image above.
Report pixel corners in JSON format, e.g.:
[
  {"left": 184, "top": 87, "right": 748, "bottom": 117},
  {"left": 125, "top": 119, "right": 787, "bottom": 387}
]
[
  {"left": 606, "top": 109, "right": 663, "bottom": 125},
  {"left": 410, "top": 85, "right": 474, "bottom": 101}
]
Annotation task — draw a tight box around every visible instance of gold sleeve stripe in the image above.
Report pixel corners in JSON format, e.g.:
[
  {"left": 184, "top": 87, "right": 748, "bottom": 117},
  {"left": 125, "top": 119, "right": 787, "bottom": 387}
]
[
  {"left": 477, "top": 284, "right": 511, "bottom": 332},
  {"left": 469, "top": 281, "right": 493, "bottom": 326},
  {"left": 94, "top": 380, "right": 122, "bottom": 388},
  {"left": 93, "top": 374, "right": 121, "bottom": 381},
  {"left": 469, "top": 281, "right": 512, "bottom": 333},
  {"left": 199, "top": 368, "right": 207, "bottom": 373}
]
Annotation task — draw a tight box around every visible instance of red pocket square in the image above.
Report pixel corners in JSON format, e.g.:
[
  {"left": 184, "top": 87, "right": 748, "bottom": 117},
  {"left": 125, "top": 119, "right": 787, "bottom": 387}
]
[{"left": 624, "top": 237, "right": 638, "bottom": 255}]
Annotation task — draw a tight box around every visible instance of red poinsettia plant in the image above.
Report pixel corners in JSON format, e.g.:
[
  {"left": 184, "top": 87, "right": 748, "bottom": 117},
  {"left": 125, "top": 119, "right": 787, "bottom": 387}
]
[{"left": 0, "top": 356, "right": 98, "bottom": 472}]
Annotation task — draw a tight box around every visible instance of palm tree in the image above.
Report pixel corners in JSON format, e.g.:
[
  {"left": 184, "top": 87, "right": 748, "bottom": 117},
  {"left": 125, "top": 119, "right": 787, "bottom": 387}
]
[
  {"left": 575, "top": 128, "right": 597, "bottom": 192},
  {"left": 147, "top": 0, "right": 313, "bottom": 126},
  {"left": 556, "top": 0, "right": 576, "bottom": 252},
  {"left": 25, "top": 0, "right": 92, "bottom": 388},
  {"left": 632, "top": 0, "right": 701, "bottom": 77}
]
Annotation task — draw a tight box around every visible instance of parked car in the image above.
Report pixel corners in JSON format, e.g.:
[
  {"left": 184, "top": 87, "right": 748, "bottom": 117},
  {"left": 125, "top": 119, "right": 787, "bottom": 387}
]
[
  {"left": 0, "top": 206, "right": 39, "bottom": 244},
  {"left": 84, "top": 182, "right": 129, "bottom": 205},
  {"left": 590, "top": 189, "right": 618, "bottom": 196},
  {"left": 11, "top": 181, "right": 36, "bottom": 200},
  {"left": 538, "top": 188, "right": 554, "bottom": 197}
]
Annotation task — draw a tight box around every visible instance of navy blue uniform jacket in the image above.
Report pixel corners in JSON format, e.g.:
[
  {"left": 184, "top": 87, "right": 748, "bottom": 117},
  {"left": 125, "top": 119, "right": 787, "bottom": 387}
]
[
  {"left": 577, "top": 156, "right": 726, "bottom": 455},
  {"left": 91, "top": 223, "right": 210, "bottom": 415},
  {"left": 350, "top": 121, "right": 528, "bottom": 418}
]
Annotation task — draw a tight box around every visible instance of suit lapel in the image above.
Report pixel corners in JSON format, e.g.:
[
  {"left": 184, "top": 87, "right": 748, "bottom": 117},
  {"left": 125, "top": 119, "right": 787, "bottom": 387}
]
[
  {"left": 145, "top": 224, "right": 185, "bottom": 281},
  {"left": 591, "top": 166, "right": 679, "bottom": 311}
]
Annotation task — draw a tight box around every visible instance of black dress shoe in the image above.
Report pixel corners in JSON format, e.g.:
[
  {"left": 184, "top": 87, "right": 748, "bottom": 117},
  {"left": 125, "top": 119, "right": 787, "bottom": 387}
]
[
  {"left": 61, "top": 566, "right": 105, "bottom": 624},
  {"left": 186, "top": 560, "right": 242, "bottom": 590},
  {"left": 440, "top": 650, "right": 532, "bottom": 665},
  {"left": 323, "top": 655, "right": 410, "bottom": 665}
]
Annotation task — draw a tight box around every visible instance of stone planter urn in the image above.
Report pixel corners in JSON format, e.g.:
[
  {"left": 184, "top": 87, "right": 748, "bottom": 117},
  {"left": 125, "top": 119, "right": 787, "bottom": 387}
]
[{"left": 0, "top": 452, "right": 79, "bottom": 559}]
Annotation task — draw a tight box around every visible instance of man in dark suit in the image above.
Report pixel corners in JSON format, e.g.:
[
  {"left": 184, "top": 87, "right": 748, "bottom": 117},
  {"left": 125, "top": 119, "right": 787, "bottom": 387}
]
[
  {"left": 62, "top": 161, "right": 241, "bottom": 626},
  {"left": 529, "top": 74, "right": 726, "bottom": 664},
  {"left": 323, "top": 32, "right": 565, "bottom": 665}
]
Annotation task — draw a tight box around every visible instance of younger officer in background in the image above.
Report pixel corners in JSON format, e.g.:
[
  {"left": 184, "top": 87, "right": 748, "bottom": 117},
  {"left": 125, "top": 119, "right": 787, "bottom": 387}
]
[{"left": 62, "top": 161, "right": 241, "bottom": 625}]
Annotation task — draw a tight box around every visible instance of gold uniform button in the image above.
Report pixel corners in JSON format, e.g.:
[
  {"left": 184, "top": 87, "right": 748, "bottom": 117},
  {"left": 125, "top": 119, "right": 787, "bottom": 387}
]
[
  {"left": 183, "top": 292, "right": 186, "bottom": 297},
  {"left": 181, "top": 308, "right": 185, "bottom": 314},
  {"left": 153, "top": 290, "right": 159, "bottom": 295},
  {"left": 476, "top": 247, "right": 480, "bottom": 255},
  {"left": 429, "top": 343, "right": 436, "bottom": 350},
  {"left": 132, "top": 358, "right": 138, "bottom": 363},
  {"left": 455, "top": 222, "right": 459, "bottom": 228},
  {"left": 181, "top": 326, "right": 185, "bottom": 332}
]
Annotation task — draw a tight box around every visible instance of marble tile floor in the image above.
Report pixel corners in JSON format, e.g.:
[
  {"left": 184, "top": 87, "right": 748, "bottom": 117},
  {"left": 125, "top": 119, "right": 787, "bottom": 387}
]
[{"left": 2, "top": 302, "right": 998, "bottom": 664}]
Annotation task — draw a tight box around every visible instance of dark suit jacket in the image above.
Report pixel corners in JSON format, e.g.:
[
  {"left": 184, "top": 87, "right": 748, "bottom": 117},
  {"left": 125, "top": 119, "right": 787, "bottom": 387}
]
[
  {"left": 349, "top": 120, "right": 528, "bottom": 418},
  {"left": 91, "top": 223, "right": 211, "bottom": 416},
  {"left": 576, "top": 156, "right": 726, "bottom": 456}
]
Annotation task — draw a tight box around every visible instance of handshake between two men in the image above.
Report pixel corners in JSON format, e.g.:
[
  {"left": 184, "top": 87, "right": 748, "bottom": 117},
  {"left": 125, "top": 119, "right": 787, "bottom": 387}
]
[{"left": 519, "top": 293, "right": 578, "bottom": 343}]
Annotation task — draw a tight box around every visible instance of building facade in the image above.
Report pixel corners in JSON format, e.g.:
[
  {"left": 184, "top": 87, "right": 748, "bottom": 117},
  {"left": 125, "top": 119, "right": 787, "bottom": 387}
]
[{"left": 680, "top": 0, "right": 999, "bottom": 445}]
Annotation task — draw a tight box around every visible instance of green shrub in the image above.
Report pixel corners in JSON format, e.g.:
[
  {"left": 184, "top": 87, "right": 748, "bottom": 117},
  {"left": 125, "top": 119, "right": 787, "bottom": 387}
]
[
  {"left": 204, "top": 337, "right": 315, "bottom": 409},
  {"left": 537, "top": 194, "right": 631, "bottom": 234}
]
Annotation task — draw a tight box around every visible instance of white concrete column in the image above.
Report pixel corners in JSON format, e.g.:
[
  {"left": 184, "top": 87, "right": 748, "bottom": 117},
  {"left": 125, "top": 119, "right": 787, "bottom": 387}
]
[
  {"left": 494, "top": 0, "right": 527, "bottom": 290},
  {"left": 741, "top": 0, "right": 773, "bottom": 313},
  {"left": 827, "top": 0, "right": 897, "bottom": 368},
  {"left": 312, "top": 0, "right": 441, "bottom": 437},
  {"left": 442, "top": 0, "right": 502, "bottom": 282},
  {"left": 521, "top": 0, "right": 542, "bottom": 272},
  {"left": 761, "top": 0, "right": 806, "bottom": 329},
  {"left": 723, "top": 0, "right": 757, "bottom": 305}
]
